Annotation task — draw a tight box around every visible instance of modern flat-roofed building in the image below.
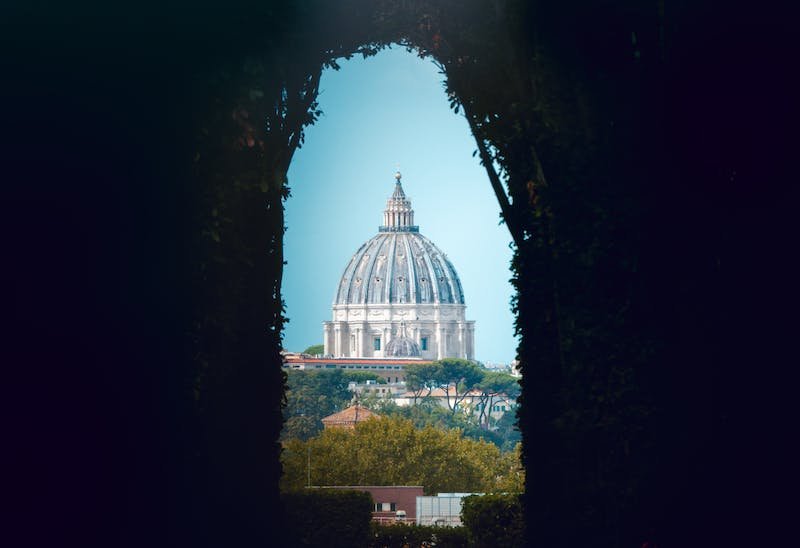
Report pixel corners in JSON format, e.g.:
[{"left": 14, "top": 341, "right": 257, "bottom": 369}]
[{"left": 416, "top": 493, "right": 483, "bottom": 527}]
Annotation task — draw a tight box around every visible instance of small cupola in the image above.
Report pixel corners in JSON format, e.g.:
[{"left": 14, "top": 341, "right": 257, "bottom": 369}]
[{"left": 384, "top": 321, "right": 421, "bottom": 357}]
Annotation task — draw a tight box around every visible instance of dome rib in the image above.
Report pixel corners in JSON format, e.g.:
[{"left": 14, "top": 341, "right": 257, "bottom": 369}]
[
  {"left": 448, "top": 257, "right": 466, "bottom": 304},
  {"left": 418, "top": 236, "right": 441, "bottom": 303},
  {"left": 385, "top": 234, "right": 397, "bottom": 303},
  {"left": 401, "top": 234, "right": 418, "bottom": 303},
  {"left": 370, "top": 236, "right": 391, "bottom": 304},
  {"left": 336, "top": 242, "right": 364, "bottom": 304}
]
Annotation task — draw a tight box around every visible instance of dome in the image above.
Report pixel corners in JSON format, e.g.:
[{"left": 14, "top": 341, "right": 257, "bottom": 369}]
[
  {"left": 334, "top": 174, "right": 465, "bottom": 306},
  {"left": 334, "top": 232, "right": 465, "bottom": 305},
  {"left": 384, "top": 335, "right": 421, "bottom": 357},
  {"left": 384, "top": 323, "right": 421, "bottom": 357},
  {"left": 324, "top": 173, "right": 476, "bottom": 361}
]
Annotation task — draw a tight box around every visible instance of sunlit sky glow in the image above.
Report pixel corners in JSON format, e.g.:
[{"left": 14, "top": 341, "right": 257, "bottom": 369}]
[{"left": 283, "top": 47, "right": 517, "bottom": 364}]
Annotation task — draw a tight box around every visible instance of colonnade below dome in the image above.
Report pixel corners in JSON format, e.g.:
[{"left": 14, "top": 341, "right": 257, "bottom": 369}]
[{"left": 323, "top": 304, "right": 475, "bottom": 360}]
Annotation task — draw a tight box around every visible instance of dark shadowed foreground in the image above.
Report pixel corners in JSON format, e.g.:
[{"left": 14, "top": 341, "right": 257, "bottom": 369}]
[{"left": 4, "top": 1, "right": 797, "bottom": 547}]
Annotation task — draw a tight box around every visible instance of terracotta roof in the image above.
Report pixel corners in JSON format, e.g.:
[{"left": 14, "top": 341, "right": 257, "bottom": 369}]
[{"left": 321, "top": 405, "right": 380, "bottom": 428}]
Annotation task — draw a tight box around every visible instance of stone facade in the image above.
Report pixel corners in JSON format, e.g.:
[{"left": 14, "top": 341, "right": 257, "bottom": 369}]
[{"left": 324, "top": 173, "right": 475, "bottom": 360}]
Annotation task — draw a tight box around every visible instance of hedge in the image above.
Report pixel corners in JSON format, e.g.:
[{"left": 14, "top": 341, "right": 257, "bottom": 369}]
[
  {"left": 282, "top": 489, "right": 373, "bottom": 547},
  {"left": 370, "top": 522, "right": 469, "bottom": 548},
  {"left": 461, "top": 494, "right": 524, "bottom": 548}
]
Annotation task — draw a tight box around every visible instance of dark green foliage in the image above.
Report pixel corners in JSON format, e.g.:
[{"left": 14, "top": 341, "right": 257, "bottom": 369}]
[
  {"left": 281, "top": 417, "right": 520, "bottom": 494},
  {"left": 403, "top": 359, "right": 487, "bottom": 415},
  {"left": 302, "top": 344, "right": 324, "bottom": 355},
  {"left": 461, "top": 494, "right": 524, "bottom": 548},
  {"left": 283, "top": 489, "right": 373, "bottom": 547},
  {"left": 404, "top": 362, "right": 441, "bottom": 402},
  {"left": 282, "top": 369, "right": 383, "bottom": 440},
  {"left": 370, "top": 523, "right": 469, "bottom": 548},
  {"left": 474, "top": 372, "right": 519, "bottom": 429},
  {"left": 284, "top": 360, "right": 523, "bottom": 450},
  {"left": 434, "top": 359, "right": 486, "bottom": 415}
]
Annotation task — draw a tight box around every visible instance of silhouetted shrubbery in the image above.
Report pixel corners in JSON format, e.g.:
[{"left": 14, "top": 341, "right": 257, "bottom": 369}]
[
  {"left": 370, "top": 522, "right": 468, "bottom": 548},
  {"left": 461, "top": 494, "right": 523, "bottom": 548},
  {"left": 283, "top": 490, "right": 373, "bottom": 547}
]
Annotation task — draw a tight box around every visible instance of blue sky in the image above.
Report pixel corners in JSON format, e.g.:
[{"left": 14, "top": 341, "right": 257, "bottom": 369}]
[{"left": 283, "top": 47, "right": 517, "bottom": 364}]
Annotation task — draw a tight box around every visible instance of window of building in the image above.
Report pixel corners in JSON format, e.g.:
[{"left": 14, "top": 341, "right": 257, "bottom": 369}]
[
  {"left": 421, "top": 337, "right": 428, "bottom": 351},
  {"left": 390, "top": 502, "right": 397, "bottom": 512},
  {"left": 374, "top": 337, "right": 381, "bottom": 351}
]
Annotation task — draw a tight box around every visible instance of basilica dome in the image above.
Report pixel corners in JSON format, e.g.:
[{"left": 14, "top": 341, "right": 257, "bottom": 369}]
[{"left": 323, "top": 172, "right": 475, "bottom": 361}]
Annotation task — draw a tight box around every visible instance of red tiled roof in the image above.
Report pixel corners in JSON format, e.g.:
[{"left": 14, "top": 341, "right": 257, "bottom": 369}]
[{"left": 321, "top": 405, "right": 380, "bottom": 427}]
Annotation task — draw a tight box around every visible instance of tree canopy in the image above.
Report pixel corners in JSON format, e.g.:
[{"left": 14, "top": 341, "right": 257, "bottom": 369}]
[
  {"left": 301, "top": 344, "right": 324, "bottom": 355},
  {"left": 283, "top": 364, "right": 521, "bottom": 451},
  {"left": 282, "top": 369, "right": 383, "bottom": 440},
  {"left": 281, "top": 416, "right": 523, "bottom": 495}
]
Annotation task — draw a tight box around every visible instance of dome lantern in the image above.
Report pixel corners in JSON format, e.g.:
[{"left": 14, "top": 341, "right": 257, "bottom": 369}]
[{"left": 381, "top": 172, "right": 417, "bottom": 233}]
